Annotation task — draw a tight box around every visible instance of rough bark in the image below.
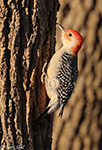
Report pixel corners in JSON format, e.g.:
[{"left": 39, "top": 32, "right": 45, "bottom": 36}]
[
  {"left": 0, "top": 0, "right": 59, "bottom": 149},
  {"left": 52, "top": 0, "right": 102, "bottom": 150}
]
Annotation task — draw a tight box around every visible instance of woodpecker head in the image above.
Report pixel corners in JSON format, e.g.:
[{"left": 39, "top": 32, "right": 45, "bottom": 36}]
[{"left": 57, "top": 23, "right": 83, "bottom": 56}]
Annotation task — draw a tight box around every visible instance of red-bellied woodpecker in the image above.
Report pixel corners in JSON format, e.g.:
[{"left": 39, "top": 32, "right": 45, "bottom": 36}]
[{"left": 36, "top": 23, "right": 83, "bottom": 122}]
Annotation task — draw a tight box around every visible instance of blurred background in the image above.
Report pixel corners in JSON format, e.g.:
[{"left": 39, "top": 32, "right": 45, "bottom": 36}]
[{"left": 52, "top": 0, "right": 102, "bottom": 150}]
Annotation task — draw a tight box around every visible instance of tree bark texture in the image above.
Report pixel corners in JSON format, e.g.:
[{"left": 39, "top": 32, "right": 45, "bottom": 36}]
[
  {"left": 52, "top": 0, "right": 102, "bottom": 150},
  {"left": 0, "top": 0, "right": 59, "bottom": 149}
]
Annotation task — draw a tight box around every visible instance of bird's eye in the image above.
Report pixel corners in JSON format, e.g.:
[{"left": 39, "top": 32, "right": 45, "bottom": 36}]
[{"left": 68, "top": 33, "right": 72, "bottom": 37}]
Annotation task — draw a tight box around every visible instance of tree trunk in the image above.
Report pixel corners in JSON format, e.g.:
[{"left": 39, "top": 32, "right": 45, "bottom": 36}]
[
  {"left": 0, "top": 0, "right": 59, "bottom": 149},
  {"left": 52, "top": 0, "right": 102, "bottom": 150}
]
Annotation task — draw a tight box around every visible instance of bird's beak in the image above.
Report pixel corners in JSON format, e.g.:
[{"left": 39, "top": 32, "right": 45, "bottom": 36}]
[{"left": 56, "top": 23, "right": 66, "bottom": 34}]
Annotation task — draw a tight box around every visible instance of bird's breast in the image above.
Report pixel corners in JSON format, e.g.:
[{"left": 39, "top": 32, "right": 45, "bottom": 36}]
[{"left": 47, "top": 51, "right": 64, "bottom": 79}]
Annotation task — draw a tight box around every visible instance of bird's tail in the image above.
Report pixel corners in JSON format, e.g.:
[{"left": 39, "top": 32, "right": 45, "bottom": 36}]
[{"left": 34, "top": 107, "right": 51, "bottom": 125}]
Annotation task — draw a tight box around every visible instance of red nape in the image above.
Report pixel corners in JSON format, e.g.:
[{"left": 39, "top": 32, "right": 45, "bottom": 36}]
[{"left": 70, "top": 29, "right": 83, "bottom": 45}]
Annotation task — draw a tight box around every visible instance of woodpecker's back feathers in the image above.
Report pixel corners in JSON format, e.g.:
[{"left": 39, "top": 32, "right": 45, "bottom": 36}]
[
  {"left": 57, "top": 53, "right": 78, "bottom": 103},
  {"left": 57, "top": 53, "right": 78, "bottom": 117}
]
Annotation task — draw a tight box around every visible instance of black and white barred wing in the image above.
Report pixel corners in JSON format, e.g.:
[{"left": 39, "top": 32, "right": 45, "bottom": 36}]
[{"left": 57, "top": 53, "right": 78, "bottom": 116}]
